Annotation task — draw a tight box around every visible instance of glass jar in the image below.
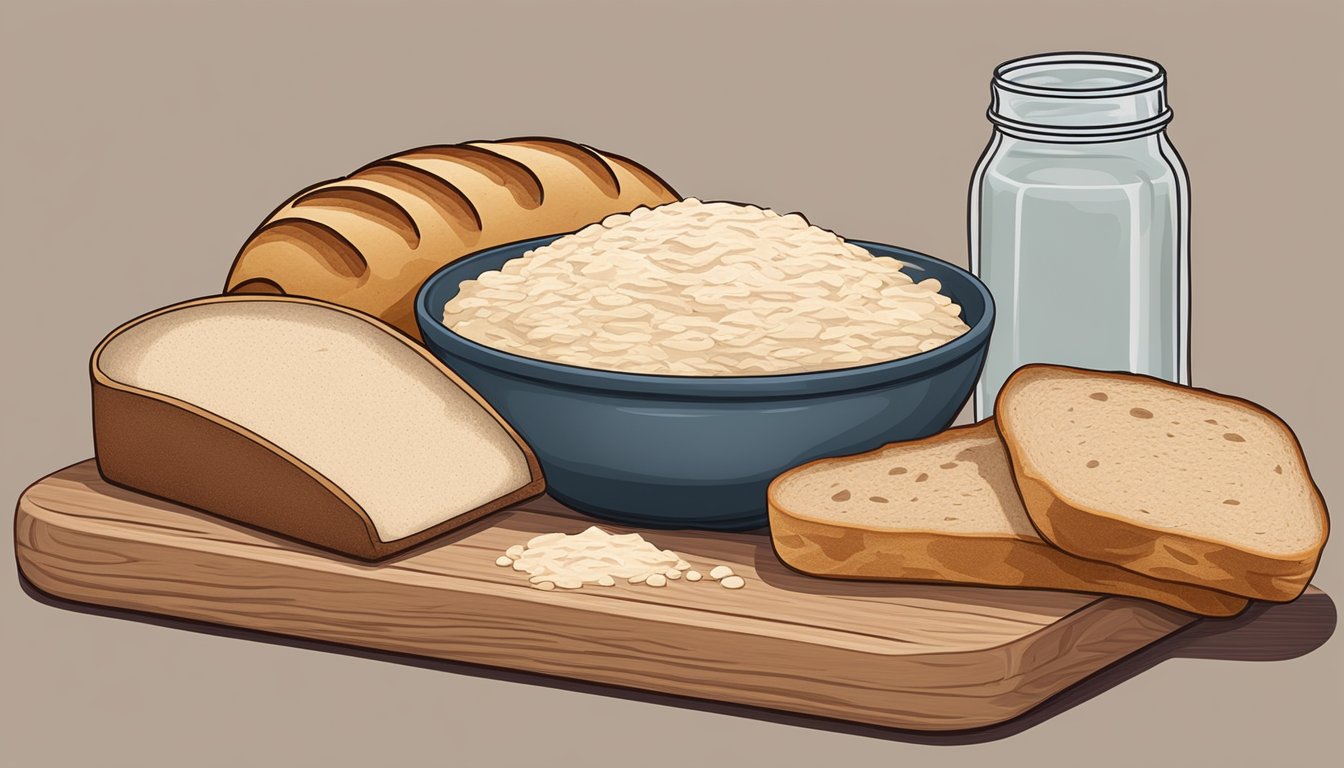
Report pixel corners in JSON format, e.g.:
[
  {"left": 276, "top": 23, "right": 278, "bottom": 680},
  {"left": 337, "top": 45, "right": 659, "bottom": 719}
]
[{"left": 970, "top": 52, "right": 1190, "bottom": 419}]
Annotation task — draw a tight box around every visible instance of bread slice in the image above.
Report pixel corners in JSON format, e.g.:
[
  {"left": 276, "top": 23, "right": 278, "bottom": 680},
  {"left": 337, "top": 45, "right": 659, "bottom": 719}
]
[
  {"left": 768, "top": 422, "right": 1247, "bottom": 616},
  {"left": 92, "top": 295, "right": 544, "bottom": 559},
  {"left": 996, "top": 365, "right": 1328, "bottom": 602}
]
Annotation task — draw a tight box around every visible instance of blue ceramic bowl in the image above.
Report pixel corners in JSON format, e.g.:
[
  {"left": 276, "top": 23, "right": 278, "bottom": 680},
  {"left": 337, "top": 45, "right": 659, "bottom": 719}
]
[{"left": 416, "top": 237, "right": 993, "bottom": 530}]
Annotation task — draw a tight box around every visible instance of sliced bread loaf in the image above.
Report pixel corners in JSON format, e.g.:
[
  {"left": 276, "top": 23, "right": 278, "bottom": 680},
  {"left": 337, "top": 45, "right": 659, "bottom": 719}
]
[
  {"left": 996, "top": 365, "right": 1328, "bottom": 602},
  {"left": 92, "top": 295, "right": 545, "bottom": 559},
  {"left": 768, "top": 422, "right": 1247, "bottom": 616}
]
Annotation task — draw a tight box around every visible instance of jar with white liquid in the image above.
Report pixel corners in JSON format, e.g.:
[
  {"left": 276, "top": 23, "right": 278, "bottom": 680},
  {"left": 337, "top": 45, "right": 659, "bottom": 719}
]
[{"left": 970, "top": 52, "right": 1190, "bottom": 418}]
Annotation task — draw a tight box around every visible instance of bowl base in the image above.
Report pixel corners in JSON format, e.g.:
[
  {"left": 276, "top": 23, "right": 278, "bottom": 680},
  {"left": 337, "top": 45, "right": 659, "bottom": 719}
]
[{"left": 546, "top": 487, "right": 767, "bottom": 532}]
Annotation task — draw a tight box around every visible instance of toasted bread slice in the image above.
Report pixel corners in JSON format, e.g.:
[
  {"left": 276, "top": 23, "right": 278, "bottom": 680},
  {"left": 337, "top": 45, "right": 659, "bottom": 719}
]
[
  {"left": 768, "top": 422, "right": 1247, "bottom": 616},
  {"left": 92, "top": 295, "right": 544, "bottom": 559},
  {"left": 996, "top": 365, "right": 1327, "bottom": 602}
]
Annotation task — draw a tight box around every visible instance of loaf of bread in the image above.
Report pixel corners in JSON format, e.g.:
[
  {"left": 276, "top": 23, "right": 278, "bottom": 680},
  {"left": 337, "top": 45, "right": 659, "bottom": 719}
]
[
  {"left": 996, "top": 365, "right": 1329, "bottom": 602},
  {"left": 225, "top": 138, "right": 679, "bottom": 339},
  {"left": 768, "top": 422, "right": 1247, "bottom": 616},
  {"left": 92, "top": 295, "right": 545, "bottom": 560}
]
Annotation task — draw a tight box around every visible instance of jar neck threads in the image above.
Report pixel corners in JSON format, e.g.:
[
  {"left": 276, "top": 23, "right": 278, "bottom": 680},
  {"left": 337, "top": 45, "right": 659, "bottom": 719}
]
[{"left": 988, "top": 52, "right": 1172, "bottom": 142}]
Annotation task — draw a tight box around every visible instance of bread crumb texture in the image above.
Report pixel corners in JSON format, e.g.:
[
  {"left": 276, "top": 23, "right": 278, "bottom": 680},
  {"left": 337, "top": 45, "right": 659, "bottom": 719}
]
[
  {"left": 1002, "top": 369, "right": 1324, "bottom": 555},
  {"left": 771, "top": 425, "right": 1038, "bottom": 537}
]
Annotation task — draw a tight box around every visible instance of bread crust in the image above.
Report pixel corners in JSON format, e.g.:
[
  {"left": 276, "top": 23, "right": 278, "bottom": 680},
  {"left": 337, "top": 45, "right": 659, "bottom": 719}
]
[
  {"left": 225, "top": 138, "right": 679, "bottom": 340},
  {"left": 91, "top": 295, "right": 546, "bottom": 560},
  {"left": 995, "top": 364, "right": 1329, "bottom": 602},
  {"left": 767, "top": 423, "right": 1247, "bottom": 617}
]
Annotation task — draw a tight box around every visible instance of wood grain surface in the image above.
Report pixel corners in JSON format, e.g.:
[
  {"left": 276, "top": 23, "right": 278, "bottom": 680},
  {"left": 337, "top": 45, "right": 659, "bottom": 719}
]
[{"left": 15, "top": 461, "right": 1202, "bottom": 731}]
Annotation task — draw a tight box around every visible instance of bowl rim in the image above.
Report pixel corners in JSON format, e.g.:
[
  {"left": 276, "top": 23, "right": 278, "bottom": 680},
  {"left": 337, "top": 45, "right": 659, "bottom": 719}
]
[{"left": 415, "top": 236, "right": 994, "bottom": 399}]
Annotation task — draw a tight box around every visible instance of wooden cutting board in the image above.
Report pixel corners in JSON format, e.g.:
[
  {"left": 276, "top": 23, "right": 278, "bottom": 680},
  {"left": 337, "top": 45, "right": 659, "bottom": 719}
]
[{"left": 16, "top": 460, "right": 1201, "bottom": 732}]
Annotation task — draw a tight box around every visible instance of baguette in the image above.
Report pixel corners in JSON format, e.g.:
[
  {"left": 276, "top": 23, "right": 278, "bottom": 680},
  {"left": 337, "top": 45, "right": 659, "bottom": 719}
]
[
  {"left": 226, "top": 137, "right": 679, "bottom": 339},
  {"left": 996, "top": 365, "right": 1328, "bottom": 602},
  {"left": 92, "top": 295, "right": 544, "bottom": 560},
  {"left": 768, "top": 422, "right": 1247, "bottom": 616}
]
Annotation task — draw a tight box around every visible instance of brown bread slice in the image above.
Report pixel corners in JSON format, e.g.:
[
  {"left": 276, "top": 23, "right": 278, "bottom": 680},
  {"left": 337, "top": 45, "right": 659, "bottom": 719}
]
[
  {"left": 996, "top": 365, "right": 1328, "bottom": 602},
  {"left": 92, "top": 295, "right": 545, "bottom": 560},
  {"left": 768, "top": 422, "right": 1247, "bottom": 616}
]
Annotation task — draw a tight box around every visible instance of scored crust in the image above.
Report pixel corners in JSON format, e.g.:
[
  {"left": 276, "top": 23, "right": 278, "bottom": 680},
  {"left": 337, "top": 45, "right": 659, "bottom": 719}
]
[
  {"left": 91, "top": 295, "right": 546, "bottom": 561},
  {"left": 225, "top": 138, "right": 679, "bottom": 341},
  {"left": 767, "top": 423, "right": 1247, "bottom": 617},
  {"left": 995, "top": 365, "right": 1329, "bottom": 602}
]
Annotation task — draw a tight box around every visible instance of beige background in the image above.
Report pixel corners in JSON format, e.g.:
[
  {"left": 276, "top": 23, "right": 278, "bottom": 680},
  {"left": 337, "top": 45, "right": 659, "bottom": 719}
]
[{"left": 3, "top": 0, "right": 1341, "bottom": 765}]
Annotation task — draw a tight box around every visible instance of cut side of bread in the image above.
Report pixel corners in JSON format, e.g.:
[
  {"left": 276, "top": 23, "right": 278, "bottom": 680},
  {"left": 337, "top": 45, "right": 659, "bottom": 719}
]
[
  {"left": 92, "top": 295, "right": 544, "bottom": 560},
  {"left": 996, "top": 365, "right": 1328, "bottom": 602},
  {"left": 768, "top": 422, "right": 1247, "bottom": 617}
]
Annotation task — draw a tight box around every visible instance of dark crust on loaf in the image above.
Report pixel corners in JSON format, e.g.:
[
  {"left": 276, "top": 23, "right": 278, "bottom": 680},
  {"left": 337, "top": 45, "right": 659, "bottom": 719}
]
[
  {"left": 396, "top": 144, "right": 546, "bottom": 208},
  {"left": 350, "top": 161, "right": 484, "bottom": 232},
  {"left": 229, "top": 277, "right": 285, "bottom": 295},
  {"left": 90, "top": 295, "right": 545, "bottom": 561},
  {"left": 767, "top": 422, "right": 1247, "bottom": 617},
  {"left": 490, "top": 136, "right": 623, "bottom": 197},
  {"left": 995, "top": 364, "right": 1329, "bottom": 602},
  {"left": 293, "top": 185, "right": 422, "bottom": 247},
  {"left": 591, "top": 146, "right": 680, "bottom": 201},
  {"left": 248, "top": 218, "right": 369, "bottom": 278}
]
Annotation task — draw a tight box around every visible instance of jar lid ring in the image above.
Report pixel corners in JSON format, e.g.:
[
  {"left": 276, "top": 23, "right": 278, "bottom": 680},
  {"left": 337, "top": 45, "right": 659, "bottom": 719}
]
[{"left": 988, "top": 108, "right": 1174, "bottom": 142}]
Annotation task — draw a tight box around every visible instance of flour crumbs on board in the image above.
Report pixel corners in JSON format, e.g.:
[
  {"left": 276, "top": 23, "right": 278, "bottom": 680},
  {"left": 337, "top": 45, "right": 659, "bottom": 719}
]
[{"left": 496, "top": 526, "right": 743, "bottom": 591}]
